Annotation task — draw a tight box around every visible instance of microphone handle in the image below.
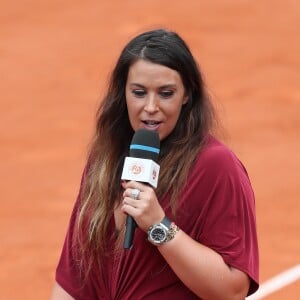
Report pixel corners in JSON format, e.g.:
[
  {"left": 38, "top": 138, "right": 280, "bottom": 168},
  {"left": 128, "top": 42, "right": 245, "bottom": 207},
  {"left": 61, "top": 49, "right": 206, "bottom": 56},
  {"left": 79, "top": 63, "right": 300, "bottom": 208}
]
[{"left": 123, "top": 215, "right": 137, "bottom": 249}]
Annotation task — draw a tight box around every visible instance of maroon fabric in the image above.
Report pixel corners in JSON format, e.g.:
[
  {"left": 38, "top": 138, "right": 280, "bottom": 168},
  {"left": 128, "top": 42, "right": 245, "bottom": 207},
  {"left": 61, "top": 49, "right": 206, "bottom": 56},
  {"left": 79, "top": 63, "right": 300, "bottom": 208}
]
[{"left": 55, "top": 136, "right": 259, "bottom": 299}]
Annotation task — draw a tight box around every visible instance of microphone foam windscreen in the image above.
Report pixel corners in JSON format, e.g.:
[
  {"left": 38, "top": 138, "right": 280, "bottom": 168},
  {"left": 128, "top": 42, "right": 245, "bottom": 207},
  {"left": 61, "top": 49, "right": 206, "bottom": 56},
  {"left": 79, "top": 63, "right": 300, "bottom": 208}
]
[{"left": 130, "top": 129, "right": 160, "bottom": 162}]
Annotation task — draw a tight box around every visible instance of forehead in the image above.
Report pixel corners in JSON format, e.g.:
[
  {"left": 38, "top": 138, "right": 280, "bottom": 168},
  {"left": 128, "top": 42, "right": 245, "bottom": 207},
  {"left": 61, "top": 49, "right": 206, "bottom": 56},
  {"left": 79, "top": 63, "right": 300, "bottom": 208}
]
[{"left": 127, "top": 59, "right": 183, "bottom": 86}]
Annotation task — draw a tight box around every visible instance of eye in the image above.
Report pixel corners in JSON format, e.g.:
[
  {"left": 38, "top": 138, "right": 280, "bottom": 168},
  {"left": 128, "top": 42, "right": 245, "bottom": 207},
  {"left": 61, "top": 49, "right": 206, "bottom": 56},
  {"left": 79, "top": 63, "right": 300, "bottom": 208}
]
[
  {"left": 132, "top": 89, "right": 146, "bottom": 97},
  {"left": 159, "top": 90, "right": 174, "bottom": 99}
]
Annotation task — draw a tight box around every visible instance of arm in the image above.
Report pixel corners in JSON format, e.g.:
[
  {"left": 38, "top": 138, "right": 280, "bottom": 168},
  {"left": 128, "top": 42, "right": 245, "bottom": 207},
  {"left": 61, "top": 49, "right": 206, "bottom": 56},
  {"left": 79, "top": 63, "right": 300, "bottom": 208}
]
[
  {"left": 158, "top": 229, "right": 250, "bottom": 300},
  {"left": 122, "top": 180, "right": 253, "bottom": 300},
  {"left": 50, "top": 282, "right": 74, "bottom": 300}
]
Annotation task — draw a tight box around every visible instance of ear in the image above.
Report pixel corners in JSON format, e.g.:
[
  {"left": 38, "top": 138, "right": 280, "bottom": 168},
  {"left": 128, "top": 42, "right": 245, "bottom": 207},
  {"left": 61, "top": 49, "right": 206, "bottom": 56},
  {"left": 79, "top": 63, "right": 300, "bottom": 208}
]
[{"left": 182, "top": 94, "right": 189, "bottom": 105}]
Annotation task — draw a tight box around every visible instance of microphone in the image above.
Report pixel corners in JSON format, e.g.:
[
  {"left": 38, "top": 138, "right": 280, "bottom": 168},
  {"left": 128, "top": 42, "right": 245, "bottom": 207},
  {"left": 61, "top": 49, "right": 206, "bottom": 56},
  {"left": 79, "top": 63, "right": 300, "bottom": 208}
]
[{"left": 121, "top": 129, "right": 160, "bottom": 249}]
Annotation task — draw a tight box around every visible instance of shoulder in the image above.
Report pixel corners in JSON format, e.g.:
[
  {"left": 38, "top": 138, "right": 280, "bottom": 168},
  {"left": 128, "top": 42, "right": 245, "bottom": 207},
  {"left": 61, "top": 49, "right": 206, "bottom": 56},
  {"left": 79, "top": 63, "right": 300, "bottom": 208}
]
[{"left": 196, "top": 135, "right": 247, "bottom": 176}]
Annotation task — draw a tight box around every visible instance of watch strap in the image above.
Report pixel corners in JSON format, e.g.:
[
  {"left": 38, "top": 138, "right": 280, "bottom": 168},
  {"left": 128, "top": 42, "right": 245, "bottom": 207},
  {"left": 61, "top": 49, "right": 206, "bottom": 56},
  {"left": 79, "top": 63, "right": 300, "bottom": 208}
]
[{"left": 161, "top": 216, "right": 172, "bottom": 228}]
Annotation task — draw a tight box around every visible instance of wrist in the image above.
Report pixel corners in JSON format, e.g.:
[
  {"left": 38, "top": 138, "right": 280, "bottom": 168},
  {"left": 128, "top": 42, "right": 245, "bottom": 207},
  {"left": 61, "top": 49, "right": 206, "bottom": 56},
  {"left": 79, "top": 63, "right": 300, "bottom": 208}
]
[{"left": 147, "top": 217, "right": 180, "bottom": 246}]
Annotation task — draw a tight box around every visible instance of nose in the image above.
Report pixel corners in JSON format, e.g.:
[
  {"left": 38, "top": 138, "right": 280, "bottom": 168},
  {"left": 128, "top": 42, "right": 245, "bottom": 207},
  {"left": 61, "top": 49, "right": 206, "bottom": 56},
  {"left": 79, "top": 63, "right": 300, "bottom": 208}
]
[{"left": 144, "top": 94, "right": 159, "bottom": 113}]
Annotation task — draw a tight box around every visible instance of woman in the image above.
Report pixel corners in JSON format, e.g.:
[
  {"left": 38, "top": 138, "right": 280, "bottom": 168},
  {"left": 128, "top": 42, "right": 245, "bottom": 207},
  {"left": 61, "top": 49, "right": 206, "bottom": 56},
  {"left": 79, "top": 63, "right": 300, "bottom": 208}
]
[{"left": 51, "top": 28, "right": 259, "bottom": 299}]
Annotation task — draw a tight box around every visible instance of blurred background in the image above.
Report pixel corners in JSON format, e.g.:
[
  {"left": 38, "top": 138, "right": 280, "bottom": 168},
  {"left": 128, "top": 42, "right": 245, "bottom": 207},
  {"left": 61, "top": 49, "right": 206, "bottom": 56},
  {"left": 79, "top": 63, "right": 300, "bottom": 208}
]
[{"left": 0, "top": 0, "right": 299, "bottom": 299}]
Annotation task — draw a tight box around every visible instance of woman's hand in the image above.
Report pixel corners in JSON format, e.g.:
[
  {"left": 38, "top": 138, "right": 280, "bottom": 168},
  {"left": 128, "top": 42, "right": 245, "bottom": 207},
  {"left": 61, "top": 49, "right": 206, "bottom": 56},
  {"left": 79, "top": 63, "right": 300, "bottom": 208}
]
[{"left": 121, "top": 180, "right": 165, "bottom": 232}]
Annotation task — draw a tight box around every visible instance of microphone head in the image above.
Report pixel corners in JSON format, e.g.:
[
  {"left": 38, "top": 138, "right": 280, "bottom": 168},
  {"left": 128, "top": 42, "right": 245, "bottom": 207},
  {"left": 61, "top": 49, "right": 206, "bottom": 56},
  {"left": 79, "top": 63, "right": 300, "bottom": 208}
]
[{"left": 130, "top": 129, "right": 160, "bottom": 162}]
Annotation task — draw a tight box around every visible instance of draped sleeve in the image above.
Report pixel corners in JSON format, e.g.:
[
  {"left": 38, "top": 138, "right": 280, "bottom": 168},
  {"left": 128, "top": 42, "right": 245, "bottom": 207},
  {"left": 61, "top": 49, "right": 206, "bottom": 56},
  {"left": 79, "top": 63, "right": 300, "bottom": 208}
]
[
  {"left": 55, "top": 165, "right": 100, "bottom": 300},
  {"left": 175, "top": 137, "right": 259, "bottom": 295}
]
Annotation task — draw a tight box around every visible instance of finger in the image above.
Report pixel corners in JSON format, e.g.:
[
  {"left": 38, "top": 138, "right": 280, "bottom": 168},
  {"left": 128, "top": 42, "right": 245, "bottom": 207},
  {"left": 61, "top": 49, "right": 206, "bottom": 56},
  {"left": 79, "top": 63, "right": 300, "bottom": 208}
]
[
  {"left": 122, "top": 198, "right": 142, "bottom": 215},
  {"left": 130, "top": 188, "right": 140, "bottom": 200},
  {"left": 123, "top": 196, "right": 140, "bottom": 208},
  {"left": 123, "top": 188, "right": 141, "bottom": 200},
  {"left": 124, "top": 180, "right": 147, "bottom": 191},
  {"left": 122, "top": 202, "right": 139, "bottom": 217}
]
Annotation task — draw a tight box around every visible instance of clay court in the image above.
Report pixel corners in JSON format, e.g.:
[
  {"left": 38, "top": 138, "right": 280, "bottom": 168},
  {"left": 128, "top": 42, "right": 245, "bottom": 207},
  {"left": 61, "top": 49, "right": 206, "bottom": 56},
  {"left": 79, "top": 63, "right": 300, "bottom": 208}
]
[{"left": 1, "top": 1, "right": 299, "bottom": 299}]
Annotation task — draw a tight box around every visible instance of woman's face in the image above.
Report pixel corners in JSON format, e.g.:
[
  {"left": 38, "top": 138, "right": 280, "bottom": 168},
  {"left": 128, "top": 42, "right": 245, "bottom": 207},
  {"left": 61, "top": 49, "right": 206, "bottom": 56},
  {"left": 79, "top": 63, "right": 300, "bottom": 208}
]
[{"left": 125, "top": 59, "right": 188, "bottom": 141}]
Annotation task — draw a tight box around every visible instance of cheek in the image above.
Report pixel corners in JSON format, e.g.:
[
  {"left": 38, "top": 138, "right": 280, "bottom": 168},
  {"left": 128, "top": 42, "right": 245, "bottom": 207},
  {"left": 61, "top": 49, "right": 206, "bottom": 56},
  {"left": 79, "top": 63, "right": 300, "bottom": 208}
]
[
  {"left": 126, "top": 100, "right": 141, "bottom": 130},
  {"left": 126, "top": 100, "right": 139, "bottom": 117},
  {"left": 163, "top": 107, "right": 184, "bottom": 134},
  {"left": 125, "top": 91, "right": 130, "bottom": 109},
  {"left": 169, "top": 104, "right": 184, "bottom": 122},
  {"left": 126, "top": 105, "right": 135, "bottom": 123}
]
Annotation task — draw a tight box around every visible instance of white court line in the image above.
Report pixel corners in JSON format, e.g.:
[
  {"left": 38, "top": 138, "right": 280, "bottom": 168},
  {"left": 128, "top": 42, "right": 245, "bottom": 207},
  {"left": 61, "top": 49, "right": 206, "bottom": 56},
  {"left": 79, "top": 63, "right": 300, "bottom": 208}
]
[{"left": 247, "top": 264, "right": 300, "bottom": 299}]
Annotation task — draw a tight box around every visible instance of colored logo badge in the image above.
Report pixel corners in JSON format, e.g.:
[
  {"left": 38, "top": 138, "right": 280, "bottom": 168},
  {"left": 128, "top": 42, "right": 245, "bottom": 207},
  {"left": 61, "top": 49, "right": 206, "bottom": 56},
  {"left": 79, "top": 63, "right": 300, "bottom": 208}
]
[
  {"left": 130, "top": 162, "right": 143, "bottom": 175},
  {"left": 152, "top": 169, "right": 157, "bottom": 180}
]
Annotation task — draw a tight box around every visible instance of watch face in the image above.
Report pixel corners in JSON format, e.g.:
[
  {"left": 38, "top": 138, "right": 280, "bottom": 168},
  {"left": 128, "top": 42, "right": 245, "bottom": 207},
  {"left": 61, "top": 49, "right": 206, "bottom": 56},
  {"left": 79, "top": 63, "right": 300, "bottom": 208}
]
[{"left": 150, "top": 226, "right": 167, "bottom": 243}]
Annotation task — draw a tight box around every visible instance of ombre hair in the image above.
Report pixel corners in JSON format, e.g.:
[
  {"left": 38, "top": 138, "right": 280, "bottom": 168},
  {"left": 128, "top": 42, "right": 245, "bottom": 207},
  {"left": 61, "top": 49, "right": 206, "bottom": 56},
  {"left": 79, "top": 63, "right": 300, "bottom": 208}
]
[{"left": 76, "top": 28, "right": 217, "bottom": 264}]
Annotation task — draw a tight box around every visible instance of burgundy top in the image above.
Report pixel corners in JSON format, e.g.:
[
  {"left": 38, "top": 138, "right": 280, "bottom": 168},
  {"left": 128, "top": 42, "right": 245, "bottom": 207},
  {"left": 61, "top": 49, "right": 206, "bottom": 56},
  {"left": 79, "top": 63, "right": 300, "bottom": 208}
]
[{"left": 55, "top": 136, "right": 259, "bottom": 299}]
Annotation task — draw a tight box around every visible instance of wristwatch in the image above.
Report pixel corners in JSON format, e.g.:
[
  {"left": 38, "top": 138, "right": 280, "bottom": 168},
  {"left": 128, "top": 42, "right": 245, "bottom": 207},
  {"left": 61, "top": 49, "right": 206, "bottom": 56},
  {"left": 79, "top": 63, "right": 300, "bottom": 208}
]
[{"left": 148, "top": 217, "right": 179, "bottom": 245}]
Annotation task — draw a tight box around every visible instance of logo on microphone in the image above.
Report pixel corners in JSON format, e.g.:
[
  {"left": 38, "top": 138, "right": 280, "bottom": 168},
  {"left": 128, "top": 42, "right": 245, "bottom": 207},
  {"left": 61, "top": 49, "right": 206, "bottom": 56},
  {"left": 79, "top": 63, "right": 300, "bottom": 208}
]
[
  {"left": 152, "top": 169, "right": 157, "bottom": 180},
  {"left": 129, "top": 161, "right": 144, "bottom": 175}
]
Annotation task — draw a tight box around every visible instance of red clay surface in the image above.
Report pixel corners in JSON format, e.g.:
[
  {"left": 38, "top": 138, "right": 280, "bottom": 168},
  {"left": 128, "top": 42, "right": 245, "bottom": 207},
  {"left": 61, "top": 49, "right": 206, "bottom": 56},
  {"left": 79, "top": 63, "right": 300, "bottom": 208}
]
[{"left": 1, "top": 1, "right": 299, "bottom": 299}]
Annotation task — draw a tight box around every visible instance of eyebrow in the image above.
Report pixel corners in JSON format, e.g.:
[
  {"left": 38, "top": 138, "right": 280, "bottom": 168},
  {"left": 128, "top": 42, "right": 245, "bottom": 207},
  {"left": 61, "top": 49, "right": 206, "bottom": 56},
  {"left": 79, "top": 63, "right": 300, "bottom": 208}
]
[{"left": 129, "top": 83, "right": 177, "bottom": 89}]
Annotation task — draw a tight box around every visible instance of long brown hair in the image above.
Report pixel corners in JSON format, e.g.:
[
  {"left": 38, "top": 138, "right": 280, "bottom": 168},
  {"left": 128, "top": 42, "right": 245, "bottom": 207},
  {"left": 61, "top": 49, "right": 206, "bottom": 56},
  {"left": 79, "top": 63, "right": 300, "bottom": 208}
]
[{"left": 76, "top": 28, "right": 217, "bottom": 263}]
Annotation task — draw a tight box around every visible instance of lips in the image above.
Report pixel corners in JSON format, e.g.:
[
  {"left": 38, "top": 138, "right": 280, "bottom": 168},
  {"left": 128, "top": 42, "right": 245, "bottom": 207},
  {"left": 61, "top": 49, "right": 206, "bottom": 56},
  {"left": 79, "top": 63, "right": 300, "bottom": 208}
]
[{"left": 142, "top": 120, "right": 161, "bottom": 130}]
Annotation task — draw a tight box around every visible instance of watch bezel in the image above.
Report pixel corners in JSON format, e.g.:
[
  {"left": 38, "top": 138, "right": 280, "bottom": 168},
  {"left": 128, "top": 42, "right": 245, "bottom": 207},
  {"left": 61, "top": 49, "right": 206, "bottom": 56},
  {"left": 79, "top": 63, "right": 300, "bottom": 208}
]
[{"left": 148, "top": 224, "right": 168, "bottom": 244}]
